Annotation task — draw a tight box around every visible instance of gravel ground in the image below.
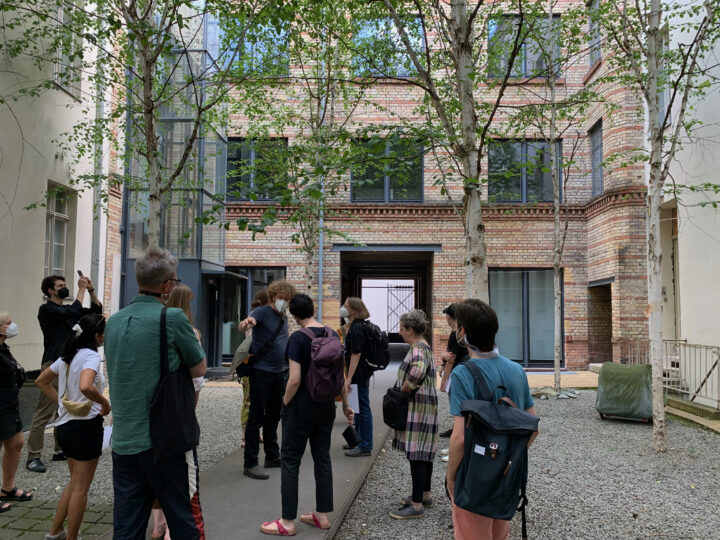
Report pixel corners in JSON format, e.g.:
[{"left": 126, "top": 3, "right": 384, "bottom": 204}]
[
  {"left": 335, "top": 390, "right": 720, "bottom": 540},
  {"left": 11, "top": 385, "right": 244, "bottom": 504}
]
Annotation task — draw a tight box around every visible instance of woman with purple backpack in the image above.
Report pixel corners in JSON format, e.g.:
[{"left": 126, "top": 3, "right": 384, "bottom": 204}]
[{"left": 260, "top": 293, "right": 354, "bottom": 536}]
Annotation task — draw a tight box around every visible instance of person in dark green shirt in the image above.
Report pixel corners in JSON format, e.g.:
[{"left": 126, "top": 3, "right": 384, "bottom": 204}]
[{"left": 105, "top": 247, "right": 206, "bottom": 540}]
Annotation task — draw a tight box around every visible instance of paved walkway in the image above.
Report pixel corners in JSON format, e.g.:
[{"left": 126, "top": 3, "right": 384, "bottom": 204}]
[{"left": 0, "top": 500, "right": 113, "bottom": 539}]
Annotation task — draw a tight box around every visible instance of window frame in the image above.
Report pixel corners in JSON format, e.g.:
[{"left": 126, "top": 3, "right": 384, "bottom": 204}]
[
  {"left": 589, "top": 120, "right": 603, "bottom": 198},
  {"left": 488, "top": 14, "right": 562, "bottom": 79},
  {"left": 352, "top": 16, "right": 425, "bottom": 78},
  {"left": 350, "top": 139, "right": 425, "bottom": 203},
  {"left": 45, "top": 190, "right": 70, "bottom": 276},
  {"left": 487, "top": 139, "right": 562, "bottom": 204},
  {"left": 53, "top": 4, "right": 80, "bottom": 99},
  {"left": 588, "top": 0, "right": 602, "bottom": 67},
  {"left": 225, "top": 137, "right": 288, "bottom": 202}
]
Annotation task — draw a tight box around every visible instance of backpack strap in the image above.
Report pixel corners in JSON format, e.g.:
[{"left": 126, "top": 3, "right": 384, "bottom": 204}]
[{"left": 463, "top": 360, "right": 494, "bottom": 402}]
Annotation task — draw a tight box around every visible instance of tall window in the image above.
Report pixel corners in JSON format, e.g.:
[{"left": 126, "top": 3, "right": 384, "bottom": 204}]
[
  {"left": 489, "top": 15, "right": 561, "bottom": 79},
  {"left": 489, "top": 269, "right": 558, "bottom": 367},
  {"left": 241, "top": 24, "right": 289, "bottom": 76},
  {"left": 588, "top": 0, "right": 601, "bottom": 67},
  {"left": 45, "top": 190, "right": 70, "bottom": 276},
  {"left": 54, "top": 5, "right": 80, "bottom": 97},
  {"left": 226, "top": 138, "right": 288, "bottom": 201},
  {"left": 589, "top": 120, "right": 603, "bottom": 197},
  {"left": 351, "top": 139, "right": 423, "bottom": 202},
  {"left": 353, "top": 17, "right": 424, "bottom": 78},
  {"left": 488, "top": 140, "right": 559, "bottom": 203}
]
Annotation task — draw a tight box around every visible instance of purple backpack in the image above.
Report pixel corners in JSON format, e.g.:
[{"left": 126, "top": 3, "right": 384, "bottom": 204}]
[{"left": 300, "top": 327, "right": 345, "bottom": 403}]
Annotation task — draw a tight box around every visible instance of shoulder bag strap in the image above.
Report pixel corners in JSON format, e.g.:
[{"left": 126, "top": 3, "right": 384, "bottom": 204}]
[
  {"left": 160, "top": 307, "right": 169, "bottom": 379},
  {"left": 463, "top": 360, "right": 494, "bottom": 402},
  {"left": 253, "top": 314, "right": 286, "bottom": 362}
]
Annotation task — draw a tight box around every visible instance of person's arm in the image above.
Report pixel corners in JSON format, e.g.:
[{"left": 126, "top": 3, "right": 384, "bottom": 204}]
[
  {"left": 79, "top": 369, "right": 111, "bottom": 415},
  {"left": 189, "top": 358, "right": 207, "bottom": 379},
  {"left": 238, "top": 316, "right": 257, "bottom": 332},
  {"left": 401, "top": 347, "right": 427, "bottom": 394},
  {"left": 35, "top": 366, "right": 59, "bottom": 404},
  {"left": 85, "top": 279, "right": 102, "bottom": 311},
  {"left": 339, "top": 379, "right": 354, "bottom": 424},
  {"left": 525, "top": 405, "right": 539, "bottom": 447},
  {"left": 439, "top": 352, "right": 456, "bottom": 392},
  {"left": 172, "top": 309, "right": 207, "bottom": 378},
  {"left": 283, "top": 359, "right": 302, "bottom": 405},
  {"left": 347, "top": 352, "right": 361, "bottom": 386},
  {"left": 446, "top": 415, "right": 466, "bottom": 503}
]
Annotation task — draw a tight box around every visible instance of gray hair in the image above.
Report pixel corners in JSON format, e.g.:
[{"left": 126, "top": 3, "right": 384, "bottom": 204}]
[
  {"left": 400, "top": 309, "right": 429, "bottom": 336},
  {"left": 135, "top": 247, "right": 178, "bottom": 288}
]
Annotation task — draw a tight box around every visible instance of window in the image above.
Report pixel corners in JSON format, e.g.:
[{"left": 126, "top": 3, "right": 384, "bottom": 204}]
[
  {"left": 589, "top": 120, "right": 603, "bottom": 197},
  {"left": 489, "top": 15, "right": 561, "bottom": 79},
  {"left": 45, "top": 189, "right": 70, "bottom": 276},
  {"left": 54, "top": 5, "right": 80, "bottom": 97},
  {"left": 351, "top": 139, "right": 423, "bottom": 202},
  {"left": 241, "top": 24, "right": 289, "bottom": 76},
  {"left": 353, "top": 17, "right": 424, "bottom": 78},
  {"left": 226, "top": 138, "right": 288, "bottom": 201},
  {"left": 588, "top": 0, "right": 601, "bottom": 67},
  {"left": 488, "top": 140, "right": 559, "bottom": 203},
  {"left": 489, "top": 269, "right": 558, "bottom": 367}
]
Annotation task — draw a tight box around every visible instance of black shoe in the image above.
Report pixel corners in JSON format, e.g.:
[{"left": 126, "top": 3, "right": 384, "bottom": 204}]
[
  {"left": 243, "top": 466, "right": 269, "bottom": 480},
  {"left": 264, "top": 459, "right": 281, "bottom": 468},
  {"left": 52, "top": 451, "right": 67, "bottom": 462},
  {"left": 344, "top": 447, "right": 371, "bottom": 457},
  {"left": 439, "top": 428, "right": 453, "bottom": 438},
  {"left": 341, "top": 443, "right": 357, "bottom": 450},
  {"left": 26, "top": 459, "right": 47, "bottom": 473}
]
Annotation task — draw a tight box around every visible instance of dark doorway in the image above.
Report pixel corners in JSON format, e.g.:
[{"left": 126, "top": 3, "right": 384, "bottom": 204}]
[
  {"left": 588, "top": 284, "right": 613, "bottom": 364},
  {"left": 340, "top": 250, "right": 433, "bottom": 343}
]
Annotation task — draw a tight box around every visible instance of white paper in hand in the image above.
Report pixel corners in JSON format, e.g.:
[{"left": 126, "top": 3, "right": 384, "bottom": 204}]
[
  {"left": 348, "top": 384, "right": 360, "bottom": 413},
  {"left": 102, "top": 425, "right": 113, "bottom": 452}
]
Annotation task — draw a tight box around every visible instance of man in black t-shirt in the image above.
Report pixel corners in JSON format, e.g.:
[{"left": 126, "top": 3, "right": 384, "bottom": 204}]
[
  {"left": 439, "top": 304, "right": 467, "bottom": 439},
  {"left": 27, "top": 274, "right": 102, "bottom": 473},
  {"left": 339, "top": 297, "right": 374, "bottom": 457}
]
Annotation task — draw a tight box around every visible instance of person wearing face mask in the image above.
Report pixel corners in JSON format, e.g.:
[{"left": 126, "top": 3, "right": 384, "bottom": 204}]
[
  {"left": 0, "top": 311, "right": 33, "bottom": 513},
  {"left": 237, "top": 279, "right": 297, "bottom": 480},
  {"left": 446, "top": 299, "right": 538, "bottom": 540},
  {"left": 27, "top": 274, "right": 102, "bottom": 473}
]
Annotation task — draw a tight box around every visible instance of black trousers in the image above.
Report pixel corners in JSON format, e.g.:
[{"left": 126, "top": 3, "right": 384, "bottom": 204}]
[
  {"left": 244, "top": 369, "right": 285, "bottom": 468},
  {"left": 281, "top": 389, "right": 336, "bottom": 520},
  {"left": 409, "top": 460, "right": 433, "bottom": 503}
]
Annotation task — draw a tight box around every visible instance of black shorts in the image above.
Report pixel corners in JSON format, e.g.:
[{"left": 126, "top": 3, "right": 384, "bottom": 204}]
[{"left": 56, "top": 415, "right": 103, "bottom": 461}]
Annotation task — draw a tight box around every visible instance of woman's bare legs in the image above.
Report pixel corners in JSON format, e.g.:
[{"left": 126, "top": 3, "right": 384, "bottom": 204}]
[{"left": 1, "top": 431, "right": 24, "bottom": 492}]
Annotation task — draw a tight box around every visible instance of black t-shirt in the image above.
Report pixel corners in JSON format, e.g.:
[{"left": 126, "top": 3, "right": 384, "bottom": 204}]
[
  {"left": 286, "top": 327, "right": 339, "bottom": 391},
  {"left": 447, "top": 331, "right": 469, "bottom": 370},
  {"left": 344, "top": 319, "right": 370, "bottom": 383},
  {"left": 38, "top": 299, "right": 103, "bottom": 366}
]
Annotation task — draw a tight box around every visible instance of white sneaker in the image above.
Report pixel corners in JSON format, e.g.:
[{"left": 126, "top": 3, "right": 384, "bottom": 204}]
[
  {"left": 442, "top": 455, "right": 449, "bottom": 462},
  {"left": 440, "top": 448, "right": 449, "bottom": 456},
  {"left": 44, "top": 532, "right": 67, "bottom": 540}
]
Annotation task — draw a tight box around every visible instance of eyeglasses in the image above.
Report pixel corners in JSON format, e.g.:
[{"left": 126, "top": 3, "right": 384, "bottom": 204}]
[{"left": 166, "top": 278, "right": 181, "bottom": 285}]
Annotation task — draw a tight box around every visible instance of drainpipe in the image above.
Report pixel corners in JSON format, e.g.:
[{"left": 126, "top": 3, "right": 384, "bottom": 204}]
[
  {"left": 317, "top": 198, "right": 324, "bottom": 321},
  {"left": 90, "top": 47, "right": 105, "bottom": 289}
]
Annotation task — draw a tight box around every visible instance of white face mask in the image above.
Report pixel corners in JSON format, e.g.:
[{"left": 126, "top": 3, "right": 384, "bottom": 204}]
[
  {"left": 339, "top": 306, "right": 349, "bottom": 319},
  {"left": 275, "top": 299, "right": 288, "bottom": 313},
  {"left": 4, "top": 322, "right": 19, "bottom": 339},
  {"left": 458, "top": 329, "right": 482, "bottom": 354}
]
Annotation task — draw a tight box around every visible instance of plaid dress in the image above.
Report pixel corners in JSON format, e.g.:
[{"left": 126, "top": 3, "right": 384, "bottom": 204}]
[{"left": 392, "top": 342, "right": 439, "bottom": 462}]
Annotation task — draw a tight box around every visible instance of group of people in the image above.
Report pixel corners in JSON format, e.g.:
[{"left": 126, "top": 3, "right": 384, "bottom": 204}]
[{"left": 0, "top": 244, "right": 538, "bottom": 540}]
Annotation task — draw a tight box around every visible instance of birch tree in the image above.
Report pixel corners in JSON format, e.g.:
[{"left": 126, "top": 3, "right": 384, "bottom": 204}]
[{"left": 599, "top": 0, "right": 720, "bottom": 451}]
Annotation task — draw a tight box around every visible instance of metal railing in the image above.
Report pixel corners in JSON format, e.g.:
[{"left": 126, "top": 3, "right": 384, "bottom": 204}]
[{"left": 615, "top": 339, "right": 720, "bottom": 409}]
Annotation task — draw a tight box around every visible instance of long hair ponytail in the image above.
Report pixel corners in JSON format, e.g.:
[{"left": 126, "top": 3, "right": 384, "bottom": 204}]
[{"left": 61, "top": 313, "right": 106, "bottom": 365}]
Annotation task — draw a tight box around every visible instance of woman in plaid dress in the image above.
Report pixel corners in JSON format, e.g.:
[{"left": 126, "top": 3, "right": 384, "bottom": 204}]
[{"left": 390, "top": 309, "right": 439, "bottom": 519}]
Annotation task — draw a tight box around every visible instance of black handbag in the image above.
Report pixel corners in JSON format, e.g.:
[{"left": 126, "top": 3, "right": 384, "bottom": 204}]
[
  {"left": 235, "top": 314, "right": 286, "bottom": 378},
  {"left": 149, "top": 307, "right": 200, "bottom": 460},
  {"left": 383, "top": 385, "right": 413, "bottom": 430}
]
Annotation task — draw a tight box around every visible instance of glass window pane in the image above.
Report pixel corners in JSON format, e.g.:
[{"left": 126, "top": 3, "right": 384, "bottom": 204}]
[
  {"left": 488, "top": 141, "right": 523, "bottom": 202},
  {"left": 528, "top": 270, "right": 555, "bottom": 362},
  {"left": 253, "top": 139, "right": 287, "bottom": 199},
  {"left": 162, "top": 191, "right": 197, "bottom": 258},
  {"left": 490, "top": 271, "right": 524, "bottom": 361},
  {"left": 54, "top": 192, "right": 68, "bottom": 215},
  {"left": 128, "top": 190, "right": 149, "bottom": 258},
  {"left": 244, "top": 24, "right": 289, "bottom": 76},
  {"left": 590, "top": 122, "right": 603, "bottom": 197},
  {"left": 352, "top": 140, "right": 386, "bottom": 201},
  {"left": 222, "top": 277, "right": 247, "bottom": 356},
  {"left": 389, "top": 140, "right": 423, "bottom": 201},
  {"left": 526, "top": 142, "right": 554, "bottom": 202},
  {"left": 488, "top": 17, "right": 522, "bottom": 78},
  {"left": 54, "top": 219, "right": 66, "bottom": 245}
]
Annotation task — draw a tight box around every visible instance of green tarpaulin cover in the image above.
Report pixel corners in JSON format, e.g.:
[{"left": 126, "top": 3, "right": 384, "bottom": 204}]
[{"left": 596, "top": 363, "right": 653, "bottom": 421}]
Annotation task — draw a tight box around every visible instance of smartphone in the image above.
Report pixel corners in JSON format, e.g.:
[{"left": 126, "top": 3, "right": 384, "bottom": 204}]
[{"left": 77, "top": 270, "right": 84, "bottom": 277}]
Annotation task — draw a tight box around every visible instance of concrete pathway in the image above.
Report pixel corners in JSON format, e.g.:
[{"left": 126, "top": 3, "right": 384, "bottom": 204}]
[
  {"left": 0, "top": 500, "right": 113, "bottom": 539},
  {"left": 196, "top": 367, "right": 397, "bottom": 540}
]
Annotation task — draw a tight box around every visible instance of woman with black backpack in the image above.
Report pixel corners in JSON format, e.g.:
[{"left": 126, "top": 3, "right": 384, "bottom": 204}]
[{"left": 259, "top": 294, "right": 354, "bottom": 536}]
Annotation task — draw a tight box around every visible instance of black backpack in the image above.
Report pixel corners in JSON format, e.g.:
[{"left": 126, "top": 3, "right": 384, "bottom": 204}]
[
  {"left": 362, "top": 320, "right": 390, "bottom": 371},
  {"left": 454, "top": 361, "right": 539, "bottom": 539}
]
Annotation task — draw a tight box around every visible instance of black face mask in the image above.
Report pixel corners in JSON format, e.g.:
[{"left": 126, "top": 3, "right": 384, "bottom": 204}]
[{"left": 57, "top": 287, "right": 70, "bottom": 299}]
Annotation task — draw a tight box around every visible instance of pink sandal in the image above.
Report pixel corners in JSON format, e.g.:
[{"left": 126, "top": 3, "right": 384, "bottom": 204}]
[
  {"left": 260, "top": 519, "right": 296, "bottom": 536},
  {"left": 300, "top": 512, "right": 330, "bottom": 530}
]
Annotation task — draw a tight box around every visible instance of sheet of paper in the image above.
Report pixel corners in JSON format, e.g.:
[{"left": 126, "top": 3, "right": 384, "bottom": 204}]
[
  {"left": 348, "top": 384, "right": 359, "bottom": 413},
  {"left": 102, "top": 425, "right": 113, "bottom": 452}
]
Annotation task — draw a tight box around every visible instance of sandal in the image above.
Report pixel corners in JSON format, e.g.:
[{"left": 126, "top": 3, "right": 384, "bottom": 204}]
[
  {"left": 300, "top": 512, "right": 330, "bottom": 530},
  {"left": 0, "top": 487, "right": 33, "bottom": 501},
  {"left": 260, "top": 519, "right": 296, "bottom": 536},
  {"left": 0, "top": 501, "right": 11, "bottom": 513}
]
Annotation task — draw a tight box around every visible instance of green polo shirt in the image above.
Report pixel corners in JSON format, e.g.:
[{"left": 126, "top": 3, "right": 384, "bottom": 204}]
[{"left": 105, "top": 295, "right": 205, "bottom": 455}]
